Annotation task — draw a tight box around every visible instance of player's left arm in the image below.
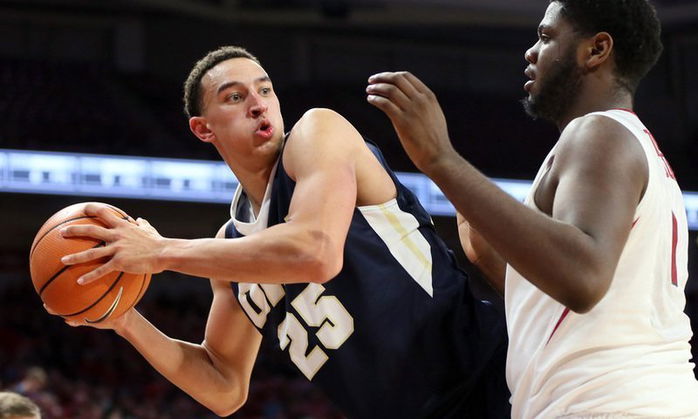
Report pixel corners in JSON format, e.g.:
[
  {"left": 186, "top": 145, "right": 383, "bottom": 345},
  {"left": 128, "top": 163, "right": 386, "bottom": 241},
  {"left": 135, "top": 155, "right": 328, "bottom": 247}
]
[{"left": 62, "top": 109, "right": 362, "bottom": 285}]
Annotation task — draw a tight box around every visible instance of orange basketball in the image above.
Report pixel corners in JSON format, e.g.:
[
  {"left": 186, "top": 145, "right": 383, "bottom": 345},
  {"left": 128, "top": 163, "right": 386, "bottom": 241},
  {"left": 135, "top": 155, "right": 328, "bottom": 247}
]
[{"left": 29, "top": 202, "right": 151, "bottom": 324}]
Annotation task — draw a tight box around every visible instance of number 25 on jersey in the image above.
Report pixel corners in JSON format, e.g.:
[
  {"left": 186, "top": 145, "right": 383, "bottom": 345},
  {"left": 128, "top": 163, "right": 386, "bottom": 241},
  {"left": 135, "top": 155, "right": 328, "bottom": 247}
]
[{"left": 238, "top": 282, "right": 355, "bottom": 379}]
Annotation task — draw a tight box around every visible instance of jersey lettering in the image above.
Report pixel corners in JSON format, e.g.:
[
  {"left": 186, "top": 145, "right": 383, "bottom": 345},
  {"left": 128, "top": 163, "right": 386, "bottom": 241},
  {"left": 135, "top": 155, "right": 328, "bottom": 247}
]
[
  {"left": 238, "top": 282, "right": 354, "bottom": 379},
  {"left": 291, "top": 283, "right": 354, "bottom": 350},
  {"left": 238, "top": 283, "right": 277, "bottom": 328},
  {"left": 645, "top": 129, "right": 676, "bottom": 179},
  {"left": 278, "top": 312, "right": 329, "bottom": 380}
]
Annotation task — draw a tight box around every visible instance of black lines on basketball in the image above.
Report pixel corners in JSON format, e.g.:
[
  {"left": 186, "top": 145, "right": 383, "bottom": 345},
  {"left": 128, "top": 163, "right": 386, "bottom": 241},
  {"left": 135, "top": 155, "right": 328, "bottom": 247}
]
[
  {"left": 60, "top": 272, "right": 126, "bottom": 318},
  {"left": 38, "top": 241, "right": 106, "bottom": 296}
]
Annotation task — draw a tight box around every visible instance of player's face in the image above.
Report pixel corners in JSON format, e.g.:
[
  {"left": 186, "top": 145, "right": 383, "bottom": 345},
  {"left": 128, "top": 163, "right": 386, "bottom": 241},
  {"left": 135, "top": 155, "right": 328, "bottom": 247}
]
[
  {"left": 521, "top": 2, "right": 584, "bottom": 124},
  {"left": 199, "top": 58, "right": 285, "bottom": 161}
]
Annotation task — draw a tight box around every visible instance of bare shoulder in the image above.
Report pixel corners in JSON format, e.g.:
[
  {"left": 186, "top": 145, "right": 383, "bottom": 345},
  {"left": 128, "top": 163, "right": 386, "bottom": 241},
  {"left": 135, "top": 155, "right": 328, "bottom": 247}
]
[
  {"left": 284, "top": 107, "right": 395, "bottom": 203},
  {"left": 296, "top": 107, "right": 347, "bottom": 125},
  {"left": 288, "top": 108, "right": 362, "bottom": 147},
  {"left": 283, "top": 108, "right": 365, "bottom": 174},
  {"left": 554, "top": 113, "right": 647, "bottom": 173}
]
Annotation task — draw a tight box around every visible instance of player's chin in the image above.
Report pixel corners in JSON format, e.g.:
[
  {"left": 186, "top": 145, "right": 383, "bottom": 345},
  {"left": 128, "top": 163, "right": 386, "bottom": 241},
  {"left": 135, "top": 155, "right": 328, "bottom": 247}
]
[{"left": 253, "top": 135, "right": 283, "bottom": 156}]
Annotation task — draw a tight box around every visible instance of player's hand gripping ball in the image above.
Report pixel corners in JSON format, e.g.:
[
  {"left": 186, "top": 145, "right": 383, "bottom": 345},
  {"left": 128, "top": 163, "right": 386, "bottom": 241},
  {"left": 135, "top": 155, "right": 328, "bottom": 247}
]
[{"left": 29, "top": 202, "right": 151, "bottom": 324}]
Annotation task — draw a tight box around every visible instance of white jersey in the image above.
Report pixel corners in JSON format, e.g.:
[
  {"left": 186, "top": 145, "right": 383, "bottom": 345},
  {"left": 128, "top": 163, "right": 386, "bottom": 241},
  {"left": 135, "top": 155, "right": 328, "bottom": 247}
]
[{"left": 505, "top": 109, "right": 698, "bottom": 418}]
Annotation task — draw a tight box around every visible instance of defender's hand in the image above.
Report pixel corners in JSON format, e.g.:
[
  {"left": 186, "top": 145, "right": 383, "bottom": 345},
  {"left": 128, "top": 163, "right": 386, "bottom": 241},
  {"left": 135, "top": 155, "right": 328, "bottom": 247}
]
[{"left": 366, "top": 71, "right": 456, "bottom": 173}]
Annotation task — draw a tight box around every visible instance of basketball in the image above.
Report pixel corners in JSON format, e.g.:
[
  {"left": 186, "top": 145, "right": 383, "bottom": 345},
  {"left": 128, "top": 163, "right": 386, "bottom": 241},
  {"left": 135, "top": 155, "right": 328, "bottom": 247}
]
[{"left": 29, "top": 202, "right": 151, "bottom": 324}]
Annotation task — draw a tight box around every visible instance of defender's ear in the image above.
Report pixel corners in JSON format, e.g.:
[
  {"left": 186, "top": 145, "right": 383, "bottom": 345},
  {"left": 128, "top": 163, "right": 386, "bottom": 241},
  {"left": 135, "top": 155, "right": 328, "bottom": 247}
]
[
  {"left": 189, "top": 116, "right": 215, "bottom": 143},
  {"left": 584, "top": 32, "right": 613, "bottom": 70}
]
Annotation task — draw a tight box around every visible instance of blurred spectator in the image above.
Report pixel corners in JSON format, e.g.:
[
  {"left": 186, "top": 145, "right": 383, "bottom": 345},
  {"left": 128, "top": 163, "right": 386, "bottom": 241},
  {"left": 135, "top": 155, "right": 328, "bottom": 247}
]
[
  {"left": 10, "top": 368, "right": 46, "bottom": 397},
  {"left": 0, "top": 391, "right": 41, "bottom": 419},
  {"left": 0, "top": 270, "right": 343, "bottom": 419}
]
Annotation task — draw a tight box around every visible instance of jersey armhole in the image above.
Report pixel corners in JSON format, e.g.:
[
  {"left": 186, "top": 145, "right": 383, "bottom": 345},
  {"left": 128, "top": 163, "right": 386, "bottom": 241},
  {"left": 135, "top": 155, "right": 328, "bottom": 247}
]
[{"left": 587, "top": 111, "right": 653, "bottom": 220}]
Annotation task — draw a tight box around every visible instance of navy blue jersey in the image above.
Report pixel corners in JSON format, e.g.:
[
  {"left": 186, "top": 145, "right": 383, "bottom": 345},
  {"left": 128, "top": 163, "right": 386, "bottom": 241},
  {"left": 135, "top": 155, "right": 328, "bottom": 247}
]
[{"left": 226, "top": 139, "right": 509, "bottom": 418}]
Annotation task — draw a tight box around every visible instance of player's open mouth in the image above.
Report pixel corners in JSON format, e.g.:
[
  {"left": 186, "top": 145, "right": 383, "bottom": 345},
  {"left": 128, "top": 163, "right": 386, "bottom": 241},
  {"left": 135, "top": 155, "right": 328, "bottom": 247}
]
[{"left": 256, "top": 121, "right": 274, "bottom": 139}]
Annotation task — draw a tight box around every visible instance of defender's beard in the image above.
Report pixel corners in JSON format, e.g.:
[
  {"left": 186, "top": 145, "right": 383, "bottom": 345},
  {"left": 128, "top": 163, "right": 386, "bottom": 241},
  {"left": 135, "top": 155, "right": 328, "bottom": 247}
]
[{"left": 521, "top": 49, "right": 584, "bottom": 124}]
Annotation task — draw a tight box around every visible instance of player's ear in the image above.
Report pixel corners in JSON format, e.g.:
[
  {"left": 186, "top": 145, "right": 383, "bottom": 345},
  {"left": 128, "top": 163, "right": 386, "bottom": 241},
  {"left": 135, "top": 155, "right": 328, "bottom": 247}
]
[
  {"left": 584, "top": 32, "right": 613, "bottom": 70},
  {"left": 189, "top": 116, "right": 215, "bottom": 143}
]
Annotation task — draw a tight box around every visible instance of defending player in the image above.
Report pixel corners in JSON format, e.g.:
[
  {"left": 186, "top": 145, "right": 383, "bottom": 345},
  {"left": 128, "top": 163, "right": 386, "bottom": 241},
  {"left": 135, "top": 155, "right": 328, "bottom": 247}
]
[
  {"left": 55, "top": 46, "right": 509, "bottom": 418},
  {"left": 366, "top": 0, "right": 698, "bottom": 417}
]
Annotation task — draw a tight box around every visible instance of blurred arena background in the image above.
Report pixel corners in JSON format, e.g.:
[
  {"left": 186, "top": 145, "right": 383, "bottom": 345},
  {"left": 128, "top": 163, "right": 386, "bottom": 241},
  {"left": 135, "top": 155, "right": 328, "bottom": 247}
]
[{"left": 1, "top": 0, "right": 697, "bottom": 417}]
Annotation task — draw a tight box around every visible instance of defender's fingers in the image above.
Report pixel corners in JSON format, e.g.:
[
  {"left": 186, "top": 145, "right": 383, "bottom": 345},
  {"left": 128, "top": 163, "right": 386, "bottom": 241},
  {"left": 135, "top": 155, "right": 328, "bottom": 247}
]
[
  {"left": 77, "top": 260, "right": 116, "bottom": 285},
  {"left": 365, "top": 82, "right": 412, "bottom": 111},
  {"left": 368, "top": 71, "right": 396, "bottom": 83},
  {"left": 61, "top": 244, "right": 113, "bottom": 266},
  {"left": 366, "top": 94, "right": 404, "bottom": 120},
  {"left": 401, "top": 71, "right": 433, "bottom": 95},
  {"left": 367, "top": 71, "right": 420, "bottom": 98}
]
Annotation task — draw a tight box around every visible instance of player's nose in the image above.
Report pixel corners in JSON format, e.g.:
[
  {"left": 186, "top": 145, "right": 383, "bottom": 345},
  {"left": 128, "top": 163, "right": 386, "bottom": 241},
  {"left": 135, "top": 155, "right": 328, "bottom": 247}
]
[
  {"left": 248, "top": 94, "right": 268, "bottom": 118},
  {"left": 249, "top": 104, "right": 267, "bottom": 118},
  {"left": 525, "top": 43, "right": 538, "bottom": 64}
]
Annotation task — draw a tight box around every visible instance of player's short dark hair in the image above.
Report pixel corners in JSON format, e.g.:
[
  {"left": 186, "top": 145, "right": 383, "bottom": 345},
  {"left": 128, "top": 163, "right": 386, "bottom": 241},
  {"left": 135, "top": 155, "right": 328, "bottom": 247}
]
[
  {"left": 552, "top": 0, "right": 663, "bottom": 92},
  {"left": 0, "top": 392, "right": 41, "bottom": 418},
  {"left": 183, "top": 46, "right": 260, "bottom": 118}
]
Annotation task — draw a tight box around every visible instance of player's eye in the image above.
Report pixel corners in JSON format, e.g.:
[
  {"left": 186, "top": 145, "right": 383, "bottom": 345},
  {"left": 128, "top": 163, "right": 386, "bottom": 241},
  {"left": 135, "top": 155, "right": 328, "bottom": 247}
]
[{"left": 226, "top": 92, "right": 243, "bottom": 102}]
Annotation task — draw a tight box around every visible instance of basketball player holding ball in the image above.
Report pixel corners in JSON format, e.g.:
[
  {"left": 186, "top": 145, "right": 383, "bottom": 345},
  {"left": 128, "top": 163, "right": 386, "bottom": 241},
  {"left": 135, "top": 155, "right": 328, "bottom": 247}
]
[
  {"left": 30, "top": 202, "right": 150, "bottom": 324},
  {"left": 366, "top": 0, "right": 698, "bottom": 417},
  {"left": 53, "top": 46, "right": 510, "bottom": 418}
]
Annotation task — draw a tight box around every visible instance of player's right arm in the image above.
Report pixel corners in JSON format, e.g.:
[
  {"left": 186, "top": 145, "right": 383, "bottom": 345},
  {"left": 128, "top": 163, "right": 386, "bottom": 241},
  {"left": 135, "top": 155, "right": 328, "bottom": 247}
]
[
  {"left": 457, "top": 212, "right": 506, "bottom": 295},
  {"left": 367, "top": 71, "right": 647, "bottom": 314},
  {"left": 114, "top": 279, "right": 261, "bottom": 417},
  {"left": 62, "top": 225, "right": 262, "bottom": 417}
]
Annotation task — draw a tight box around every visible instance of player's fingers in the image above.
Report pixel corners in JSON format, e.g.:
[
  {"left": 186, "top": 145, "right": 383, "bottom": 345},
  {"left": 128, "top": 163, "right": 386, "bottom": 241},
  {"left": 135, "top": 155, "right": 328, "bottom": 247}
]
[
  {"left": 136, "top": 217, "right": 159, "bottom": 235},
  {"left": 84, "top": 203, "right": 127, "bottom": 228},
  {"left": 136, "top": 217, "right": 153, "bottom": 228},
  {"left": 365, "top": 82, "right": 412, "bottom": 111},
  {"left": 61, "top": 243, "right": 113, "bottom": 266},
  {"left": 401, "top": 71, "right": 434, "bottom": 96},
  {"left": 367, "top": 71, "right": 396, "bottom": 84},
  {"left": 64, "top": 318, "right": 83, "bottom": 327},
  {"left": 60, "top": 224, "right": 114, "bottom": 241},
  {"left": 43, "top": 305, "right": 80, "bottom": 326},
  {"left": 366, "top": 94, "right": 404, "bottom": 120},
  {"left": 77, "top": 261, "right": 115, "bottom": 285},
  {"left": 367, "top": 71, "right": 420, "bottom": 98}
]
